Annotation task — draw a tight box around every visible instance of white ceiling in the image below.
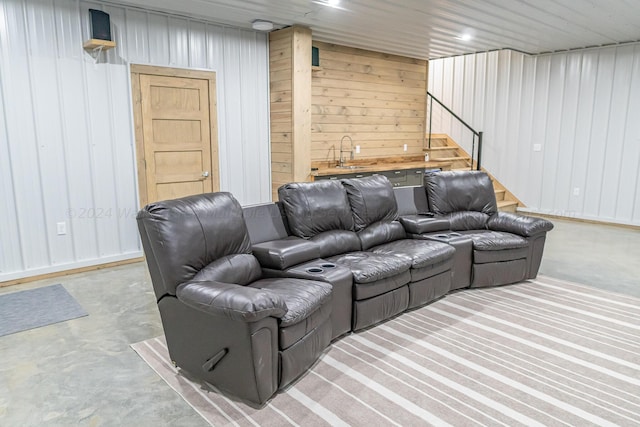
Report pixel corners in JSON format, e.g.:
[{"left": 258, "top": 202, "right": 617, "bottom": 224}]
[{"left": 115, "top": 0, "right": 640, "bottom": 59}]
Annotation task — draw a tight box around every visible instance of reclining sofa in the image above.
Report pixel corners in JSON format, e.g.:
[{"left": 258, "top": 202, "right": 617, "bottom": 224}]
[{"left": 137, "top": 170, "right": 553, "bottom": 405}]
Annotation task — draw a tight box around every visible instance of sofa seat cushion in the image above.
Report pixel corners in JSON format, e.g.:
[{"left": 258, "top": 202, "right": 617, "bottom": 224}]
[
  {"left": 249, "top": 278, "right": 332, "bottom": 327},
  {"left": 460, "top": 231, "right": 529, "bottom": 264},
  {"left": 326, "top": 251, "right": 411, "bottom": 284},
  {"left": 310, "top": 230, "right": 361, "bottom": 258},
  {"left": 352, "top": 270, "right": 411, "bottom": 300},
  {"left": 278, "top": 300, "right": 331, "bottom": 350},
  {"left": 461, "top": 230, "right": 529, "bottom": 251},
  {"left": 371, "top": 239, "right": 455, "bottom": 270}
]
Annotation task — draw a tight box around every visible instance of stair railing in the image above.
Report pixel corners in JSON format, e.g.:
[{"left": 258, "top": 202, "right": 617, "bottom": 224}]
[{"left": 426, "top": 91, "right": 482, "bottom": 171}]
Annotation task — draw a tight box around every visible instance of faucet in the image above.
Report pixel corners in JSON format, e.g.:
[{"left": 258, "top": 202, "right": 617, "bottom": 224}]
[{"left": 339, "top": 135, "right": 354, "bottom": 167}]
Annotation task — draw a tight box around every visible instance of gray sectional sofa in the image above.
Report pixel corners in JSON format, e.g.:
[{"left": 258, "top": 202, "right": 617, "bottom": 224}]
[{"left": 137, "top": 170, "right": 553, "bottom": 406}]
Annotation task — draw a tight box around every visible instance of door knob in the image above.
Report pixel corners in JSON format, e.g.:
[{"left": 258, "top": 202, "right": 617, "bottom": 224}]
[{"left": 202, "top": 171, "right": 210, "bottom": 178}]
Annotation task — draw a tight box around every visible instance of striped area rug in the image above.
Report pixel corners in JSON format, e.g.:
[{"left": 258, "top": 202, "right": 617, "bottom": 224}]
[{"left": 131, "top": 276, "right": 640, "bottom": 426}]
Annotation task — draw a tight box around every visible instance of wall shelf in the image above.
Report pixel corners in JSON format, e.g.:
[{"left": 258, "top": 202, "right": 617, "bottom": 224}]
[{"left": 83, "top": 39, "right": 116, "bottom": 51}]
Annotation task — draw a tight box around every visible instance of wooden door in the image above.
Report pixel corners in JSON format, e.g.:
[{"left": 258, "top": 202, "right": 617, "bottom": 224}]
[{"left": 131, "top": 65, "right": 219, "bottom": 206}]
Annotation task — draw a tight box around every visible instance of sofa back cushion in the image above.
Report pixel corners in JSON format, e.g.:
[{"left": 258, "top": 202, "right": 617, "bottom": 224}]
[
  {"left": 393, "top": 186, "right": 430, "bottom": 216},
  {"left": 424, "top": 171, "right": 498, "bottom": 216},
  {"left": 278, "top": 180, "right": 354, "bottom": 239},
  {"left": 243, "top": 203, "right": 289, "bottom": 244},
  {"left": 341, "top": 175, "right": 399, "bottom": 231},
  {"left": 137, "top": 192, "right": 252, "bottom": 297}
]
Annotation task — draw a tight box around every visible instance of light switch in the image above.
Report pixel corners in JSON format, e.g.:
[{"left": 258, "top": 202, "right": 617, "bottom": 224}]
[
  {"left": 355, "top": 145, "right": 360, "bottom": 154},
  {"left": 57, "top": 222, "right": 67, "bottom": 235},
  {"left": 533, "top": 144, "right": 542, "bottom": 152}
]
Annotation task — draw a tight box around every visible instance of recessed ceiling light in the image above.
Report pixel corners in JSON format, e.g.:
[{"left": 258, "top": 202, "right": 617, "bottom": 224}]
[
  {"left": 455, "top": 33, "right": 473, "bottom": 41},
  {"left": 252, "top": 19, "right": 274, "bottom": 31}
]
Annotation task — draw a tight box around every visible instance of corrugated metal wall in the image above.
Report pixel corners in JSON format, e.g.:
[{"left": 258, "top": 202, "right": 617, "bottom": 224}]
[
  {"left": 429, "top": 45, "right": 640, "bottom": 226},
  {"left": 0, "top": 0, "right": 271, "bottom": 281}
]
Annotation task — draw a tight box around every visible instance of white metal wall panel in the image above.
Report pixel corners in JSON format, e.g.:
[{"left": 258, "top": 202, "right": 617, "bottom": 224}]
[
  {"left": 620, "top": 46, "right": 640, "bottom": 222},
  {"left": 0, "top": 35, "right": 23, "bottom": 274},
  {"left": 1, "top": 0, "right": 50, "bottom": 271},
  {"left": 600, "top": 45, "right": 635, "bottom": 220},
  {"left": 430, "top": 44, "right": 640, "bottom": 225},
  {"left": 0, "top": 0, "right": 271, "bottom": 281}
]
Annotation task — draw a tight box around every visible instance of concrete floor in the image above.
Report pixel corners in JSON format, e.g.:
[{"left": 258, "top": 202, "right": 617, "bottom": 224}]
[{"left": 0, "top": 218, "right": 638, "bottom": 426}]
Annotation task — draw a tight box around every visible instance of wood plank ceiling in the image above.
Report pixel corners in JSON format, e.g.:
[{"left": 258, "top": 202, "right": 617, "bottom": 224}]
[{"left": 112, "top": 0, "right": 640, "bottom": 59}]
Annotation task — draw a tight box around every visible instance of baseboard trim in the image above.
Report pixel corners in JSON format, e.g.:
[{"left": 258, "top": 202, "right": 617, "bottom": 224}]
[
  {"left": 0, "top": 255, "right": 145, "bottom": 288},
  {"left": 517, "top": 208, "right": 640, "bottom": 231}
]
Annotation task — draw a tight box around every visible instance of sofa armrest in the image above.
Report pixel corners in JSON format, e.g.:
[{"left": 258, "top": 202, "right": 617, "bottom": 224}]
[
  {"left": 487, "top": 212, "right": 554, "bottom": 237},
  {"left": 252, "top": 236, "right": 320, "bottom": 270},
  {"left": 176, "top": 280, "right": 288, "bottom": 322},
  {"left": 399, "top": 215, "right": 450, "bottom": 234}
]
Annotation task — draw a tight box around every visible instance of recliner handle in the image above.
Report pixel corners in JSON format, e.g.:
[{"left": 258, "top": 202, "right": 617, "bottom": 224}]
[{"left": 202, "top": 348, "right": 228, "bottom": 372}]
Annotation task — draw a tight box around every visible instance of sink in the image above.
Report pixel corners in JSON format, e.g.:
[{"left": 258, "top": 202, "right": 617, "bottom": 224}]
[{"left": 335, "top": 165, "right": 365, "bottom": 169}]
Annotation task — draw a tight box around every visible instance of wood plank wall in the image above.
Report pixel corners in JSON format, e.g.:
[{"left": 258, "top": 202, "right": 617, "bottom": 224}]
[
  {"left": 269, "top": 29, "right": 294, "bottom": 198},
  {"left": 311, "top": 42, "right": 428, "bottom": 165},
  {"left": 269, "top": 26, "right": 312, "bottom": 200}
]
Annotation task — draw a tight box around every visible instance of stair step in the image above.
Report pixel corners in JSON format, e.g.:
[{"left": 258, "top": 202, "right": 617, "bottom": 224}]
[
  {"left": 497, "top": 200, "right": 518, "bottom": 212},
  {"left": 423, "top": 146, "right": 457, "bottom": 152},
  {"left": 494, "top": 189, "right": 506, "bottom": 201},
  {"left": 430, "top": 156, "right": 470, "bottom": 162}
]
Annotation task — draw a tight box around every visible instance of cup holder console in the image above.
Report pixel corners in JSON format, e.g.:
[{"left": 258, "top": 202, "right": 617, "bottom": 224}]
[
  {"left": 434, "top": 232, "right": 463, "bottom": 239},
  {"left": 320, "top": 263, "right": 336, "bottom": 268},
  {"left": 304, "top": 262, "right": 337, "bottom": 275}
]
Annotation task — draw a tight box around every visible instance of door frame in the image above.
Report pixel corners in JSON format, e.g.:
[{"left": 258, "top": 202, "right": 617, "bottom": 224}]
[{"left": 130, "top": 64, "right": 220, "bottom": 207}]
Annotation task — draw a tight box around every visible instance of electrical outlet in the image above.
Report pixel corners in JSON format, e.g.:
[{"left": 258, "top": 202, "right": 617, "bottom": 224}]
[
  {"left": 355, "top": 145, "right": 360, "bottom": 154},
  {"left": 403, "top": 144, "right": 408, "bottom": 152},
  {"left": 533, "top": 144, "right": 542, "bottom": 152},
  {"left": 572, "top": 187, "right": 580, "bottom": 196},
  {"left": 56, "top": 222, "right": 67, "bottom": 235}
]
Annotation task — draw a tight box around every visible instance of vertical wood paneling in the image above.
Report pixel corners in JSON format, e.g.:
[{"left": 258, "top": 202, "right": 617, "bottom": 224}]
[
  {"left": 430, "top": 44, "right": 640, "bottom": 225},
  {"left": 268, "top": 28, "right": 293, "bottom": 199},
  {"left": 0, "top": 0, "right": 271, "bottom": 281}
]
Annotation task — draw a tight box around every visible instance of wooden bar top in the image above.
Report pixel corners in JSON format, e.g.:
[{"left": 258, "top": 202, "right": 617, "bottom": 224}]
[{"left": 311, "top": 158, "right": 453, "bottom": 177}]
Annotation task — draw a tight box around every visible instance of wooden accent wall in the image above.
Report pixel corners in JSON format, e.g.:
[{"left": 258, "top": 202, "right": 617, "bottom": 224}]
[
  {"left": 269, "top": 26, "right": 312, "bottom": 199},
  {"left": 311, "top": 42, "right": 428, "bottom": 164}
]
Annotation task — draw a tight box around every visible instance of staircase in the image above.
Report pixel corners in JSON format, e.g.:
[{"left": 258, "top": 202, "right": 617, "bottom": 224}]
[{"left": 424, "top": 134, "right": 521, "bottom": 212}]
